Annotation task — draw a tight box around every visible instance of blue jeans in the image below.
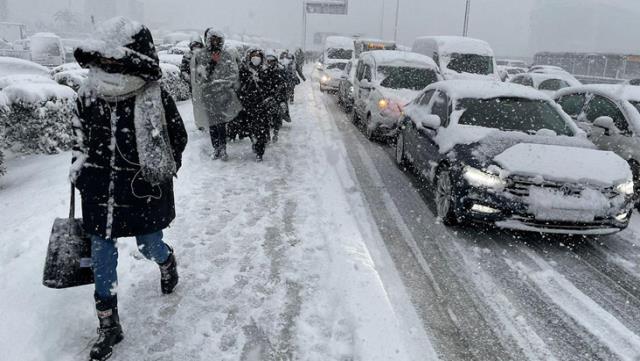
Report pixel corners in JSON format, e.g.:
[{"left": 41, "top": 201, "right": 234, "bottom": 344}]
[{"left": 91, "top": 231, "right": 170, "bottom": 300}]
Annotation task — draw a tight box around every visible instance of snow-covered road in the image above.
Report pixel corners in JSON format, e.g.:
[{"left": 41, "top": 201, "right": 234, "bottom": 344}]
[
  {"left": 0, "top": 80, "right": 435, "bottom": 361},
  {"left": 4, "top": 75, "right": 640, "bottom": 361},
  {"left": 320, "top": 81, "right": 640, "bottom": 360}
]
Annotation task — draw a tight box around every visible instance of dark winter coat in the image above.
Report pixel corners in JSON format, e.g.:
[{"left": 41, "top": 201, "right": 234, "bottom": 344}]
[
  {"left": 238, "top": 61, "right": 274, "bottom": 117},
  {"left": 180, "top": 50, "right": 194, "bottom": 78},
  {"left": 73, "top": 19, "right": 188, "bottom": 239},
  {"left": 263, "top": 64, "right": 288, "bottom": 104},
  {"left": 73, "top": 91, "right": 187, "bottom": 239}
]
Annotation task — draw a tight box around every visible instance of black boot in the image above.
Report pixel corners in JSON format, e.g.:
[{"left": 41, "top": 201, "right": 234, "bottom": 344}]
[
  {"left": 160, "top": 247, "right": 178, "bottom": 294},
  {"left": 90, "top": 296, "right": 124, "bottom": 361}
]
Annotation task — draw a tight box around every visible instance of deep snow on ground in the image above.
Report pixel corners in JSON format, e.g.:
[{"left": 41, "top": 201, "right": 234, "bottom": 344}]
[{"left": 0, "top": 81, "right": 434, "bottom": 361}]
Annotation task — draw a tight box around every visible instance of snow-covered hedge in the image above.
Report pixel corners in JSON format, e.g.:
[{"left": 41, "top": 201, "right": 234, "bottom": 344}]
[
  {"left": 160, "top": 63, "right": 190, "bottom": 101},
  {"left": 0, "top": 84, "right": 77, "bottom": 154}
]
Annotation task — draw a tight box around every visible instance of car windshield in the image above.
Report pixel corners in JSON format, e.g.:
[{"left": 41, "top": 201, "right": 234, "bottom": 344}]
[
  {"left": 327, "top": 62, "right": 347, "bottom": 70},
  {"left": 378, "top": 66, "right": 439, "bottom": 90},
  {"left": 457, "top": 97, "right": 574, "bottom": 136},
  {"left": 327, "top": 48, "right": 353, "bottom": 60},
  {"left": 447, "top": 53, "right": 494, "bottom": 75}
]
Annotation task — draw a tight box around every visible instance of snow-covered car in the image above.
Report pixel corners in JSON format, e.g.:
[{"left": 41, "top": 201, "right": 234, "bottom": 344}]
[
  {"left": 0, "top": 56, "right": 50, "bottom": 77},
  {"left": 496, "top": 59, "right": 528, "bottom": 68},
  {"left": 30, "top": 33, "right": 65, "bottom": 67},
  {"left": 395, "top": 80, "right": 634, "bottom": 235},
  {"left": 497, "top": 65, "right": 525, "bottom": 82},
  {"left": 510, "top": 72, "right": 580, "bottom": 97},
  {"left": 319, "top": 61, "right": 348, "bottom": 93},
  {"left": 555, "top": 84, "right": 640, "bottom": 203},
  {"left": 352, "top": 51, "right": 442, "bottom": 139},
  {"left": 337, "top": 59, "right": 358, "bottom": 112},
  {"left": 53, "top": 68, "right": 88, "bottom": 91},
  {"left": 158, "top": 53, "right": 184, "bottom": 67},
  {"left": 411, "top": 36, "right": 500, "bottom": 81}
]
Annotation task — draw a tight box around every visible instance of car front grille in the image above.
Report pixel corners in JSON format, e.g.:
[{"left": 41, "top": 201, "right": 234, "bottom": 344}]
[{"left": 505, "top": 176, "right": 617, "bottom": 199}]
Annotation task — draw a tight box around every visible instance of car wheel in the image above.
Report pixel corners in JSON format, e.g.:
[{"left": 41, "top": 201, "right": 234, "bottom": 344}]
[
  {"left": 435, "top": 168, "right": 458, "bottom": 226},
  {"left": 365, "top": 114, "right": 375, "bottom": 140},
  {"left": 395, "top": 130, "right": 408, "bottom": 167}
]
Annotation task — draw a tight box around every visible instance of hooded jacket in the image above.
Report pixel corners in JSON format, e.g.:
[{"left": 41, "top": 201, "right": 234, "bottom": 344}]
[
  {"left": 190, "top": 28, "right": 243, "bottom": 128},
  {"left": 72, "top": 17, "right": 188, "bottom": 239}
]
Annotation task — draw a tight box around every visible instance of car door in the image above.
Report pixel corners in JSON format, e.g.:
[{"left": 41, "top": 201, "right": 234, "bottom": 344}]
[
  {"left": 417, "top": 90, "right": 450, "bottom": 176},
  {"left": 353, "top": 60, "right": 365, "bottom": 115},
  {"left": 403, "top": 90, "right": 435, "bottom": 165},
  {"left": 583, "top": 94, "right": 637, "bottom": 159},
  {"left": 356, "top": 62, "right": 373, "bottom": 118},
  {"left": 339, "top": 62, "right": 352, "bottom": 100}
]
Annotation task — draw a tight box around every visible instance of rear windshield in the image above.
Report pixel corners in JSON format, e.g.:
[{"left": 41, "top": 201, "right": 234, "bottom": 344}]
[
  {"left": 327, "top": 63, "right": 347, "bottom": 70},
  {"left": 378, "top": 66, "right": 439, "bottom": 90},
  {"left": 457, "top": 97, "right": 574, "bottom": 136},
  {"left": 630, "top": 101, "right": 640, "bottom": 114},
  {"left": 447, "top": 53, "right": 494, "bottom": 75},
  {"left": 327, "top": 48, "right": 353, "bottom": 60}
]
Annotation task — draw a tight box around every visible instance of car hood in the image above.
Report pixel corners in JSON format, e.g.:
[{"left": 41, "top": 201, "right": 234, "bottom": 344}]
[
  {"left": 493, "top": 143, "right": 631, "bottom": 186},
  {"left": 378, "top": 87, "right": 421, "bottom": 106}
]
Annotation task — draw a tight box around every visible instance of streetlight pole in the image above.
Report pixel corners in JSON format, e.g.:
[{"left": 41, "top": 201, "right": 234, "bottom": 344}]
[
  {"left": 379, "top": 0, "right": 385, "bottom": 39},
  {"left": 302, "top": 1, "right": 307, "bottom": 51},
  {"left": 462, "top": 0, "right": 471, "bottom": 37},
  {"left": 393, "top": 0, "right": 400, "bottom": 43}
]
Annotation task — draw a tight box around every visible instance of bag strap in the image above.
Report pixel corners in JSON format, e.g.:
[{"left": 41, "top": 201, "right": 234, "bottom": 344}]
[{"left": 69, "top": 183, "right": 75, "bottom": 220}]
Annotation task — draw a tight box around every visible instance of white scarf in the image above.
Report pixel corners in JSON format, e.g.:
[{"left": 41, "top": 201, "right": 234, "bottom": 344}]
[{"left": 81, "top": 68, "right": 177, "bottom": 186}]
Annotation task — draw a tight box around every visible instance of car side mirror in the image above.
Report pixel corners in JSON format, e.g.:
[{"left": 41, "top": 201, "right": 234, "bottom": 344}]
[
  {"left": 593, "top": 116, "right": 618, "bottom": 136},
  {"left": 421, "top": 114, "right": 441, "bottom": 130}
]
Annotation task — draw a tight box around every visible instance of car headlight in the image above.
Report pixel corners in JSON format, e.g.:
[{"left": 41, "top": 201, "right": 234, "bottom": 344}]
[
  {"left": 321, "top": 75, "right": 330, "bottom": 83},
  {"left": 349, "top": 86, "right": 354, "bottom": 93},
  {"left": 616, "top": 180, "right": 634, "bottom": 195},
  {"left": 463, "top": 166, "right": 506, "bottom": 189},
  {"left": 378, "top": 99, "right": 389, "bottom": 110}
]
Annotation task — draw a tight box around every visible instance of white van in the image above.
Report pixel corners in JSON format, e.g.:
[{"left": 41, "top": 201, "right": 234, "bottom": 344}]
[
  {"left": 411, "top": 36, "right": 499, "bottom": 81},
  {"left": 30, "top": 33, "right": 65, "bottom": 67},
  {"left": 322, "top": 36, "right": 354, "bottom": 65}
]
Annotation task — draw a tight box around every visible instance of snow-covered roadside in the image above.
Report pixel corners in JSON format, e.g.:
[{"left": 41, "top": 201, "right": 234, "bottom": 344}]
[{"left": 0, "top": 81, "right": 432, "bottom": 360}]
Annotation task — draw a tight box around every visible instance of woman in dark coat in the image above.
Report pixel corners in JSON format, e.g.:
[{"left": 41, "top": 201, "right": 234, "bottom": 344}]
[
  {"left": 264, "top": 54, "right": 289, "bottom": 142},
  {"left": 238, "top": 49, "right": 273, "bottom": 161},
  {"left": 71, "top": 17, "right": 188, "bottom": 361}
]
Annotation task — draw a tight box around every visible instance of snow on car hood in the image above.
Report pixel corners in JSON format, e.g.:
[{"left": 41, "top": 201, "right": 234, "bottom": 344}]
[
  {"left": 493, "top": 143, "right": 631, "bottom": 186},
  {"left": 378, "top": 87, "right": 421, "bottom": 106}
]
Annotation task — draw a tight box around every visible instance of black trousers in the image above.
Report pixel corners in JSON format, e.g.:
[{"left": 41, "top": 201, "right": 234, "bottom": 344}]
[
  {"left": 209, "top": 123, "right": 227, "bottom": 150},
  {"left": 249, "top": 112, "right": 270, "bottom": 157}
]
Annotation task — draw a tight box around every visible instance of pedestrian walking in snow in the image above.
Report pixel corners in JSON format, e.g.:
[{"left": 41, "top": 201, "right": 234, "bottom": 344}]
[
  {"left": 238, "top": 49, "right": 275, "bottom": 162},
  {"left": 280, "top": 50, "right": 301, "bottom": 103},
  {"left": 294, "top": 48, "right": 307, "bottom": 81},
  {"left": 264, "top": 54, "right": 290, "bottom": 143},
  {"left": 72, "top": 17, "right": 188, "bottom": 361},
  {"left": 190, "top": 29, "right": 242, "bottom": 161},
  {"left": 180, "top": 40, "right": 204, "bottom": 86}
]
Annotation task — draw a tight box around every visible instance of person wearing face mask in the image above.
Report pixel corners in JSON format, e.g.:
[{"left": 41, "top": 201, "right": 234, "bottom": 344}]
[
  {"left": 72, "top": 17, "right": 188, "bottom": 361},
  {"left": 238, "top": 49, "right": 274, "bottom": 162},
  {"left": 190, "top": 29, "right": 242, "bottom": 161}
]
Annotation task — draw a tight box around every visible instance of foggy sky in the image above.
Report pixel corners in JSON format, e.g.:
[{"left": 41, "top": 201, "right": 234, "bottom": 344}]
[{"left": 4, "top": 0, "right": 640, "bottom": 57}]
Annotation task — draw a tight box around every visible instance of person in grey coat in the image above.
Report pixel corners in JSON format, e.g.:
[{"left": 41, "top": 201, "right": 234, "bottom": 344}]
[{"left": 190, "top": 29, "right": 242, "bottom": 161}]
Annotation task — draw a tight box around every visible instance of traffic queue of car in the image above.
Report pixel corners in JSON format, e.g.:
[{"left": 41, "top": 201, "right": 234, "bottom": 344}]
[{"left": 316, "top": 35, "right": 640, "bottom": 237}]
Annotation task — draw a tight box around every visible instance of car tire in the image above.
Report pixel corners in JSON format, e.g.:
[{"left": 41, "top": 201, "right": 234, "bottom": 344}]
[
  {"left": 435, "top": 167, "right": 458, "bottom": 226},
  {"left": 395, "top": 130, "right": 408, "bottom": 167},
  {"left": 630, "top": 160, "right": 640, "bottom": 210},
  {"left": 352, "top": 109, "right": 359, "bottom": 125}
]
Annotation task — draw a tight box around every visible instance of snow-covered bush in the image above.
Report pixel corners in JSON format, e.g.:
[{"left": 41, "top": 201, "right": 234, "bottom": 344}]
[
  {"left": 0, "top": 93, "right": 7, "bottom": 177},
  {"left": 0, "top": 84, "right": 77, "bottom": 154},
  {"left": 160, "top": 63, "right": 190, "bottom": 101}
]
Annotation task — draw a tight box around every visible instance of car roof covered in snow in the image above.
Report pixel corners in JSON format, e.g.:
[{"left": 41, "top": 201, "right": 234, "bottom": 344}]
[
  {"left": 0, "top": 57, "right": 50, "bottom": 78},
  {"left": 0, "top": 74, "right": 56, "bottom": 90},
  {"left": 513, "top": 72, "right": 582, "bottom": 87},
  {"left": 427, "top": 80, "right": 551, "bottom": 101},
  {"left": 324, "top": 36, "right": 354, "bottom": 49},
  {"left": 555, "top": 84, "right": 640, "bottom": 102},
  {"left": 2, "top": 82, "right": 76, "bottom": 105},
  {"left": 413, "top": 36, "right": 494, "bottom": 56},
  {"left": 360, "top": 50, "right": 438, "bottom": 69}
]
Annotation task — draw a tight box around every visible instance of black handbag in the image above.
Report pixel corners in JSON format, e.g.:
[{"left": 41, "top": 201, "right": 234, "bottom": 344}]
[{"left": 42, "top": 184, "right": 94, "bottom": 289}]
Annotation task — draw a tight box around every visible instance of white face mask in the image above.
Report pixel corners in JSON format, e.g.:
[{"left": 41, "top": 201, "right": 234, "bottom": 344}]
[
  {"left": 88, "top": 67, "right": 146, "bottom": 97},
  {"left": 251, "top": 56, "right": 262, "bottom": 66}
]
